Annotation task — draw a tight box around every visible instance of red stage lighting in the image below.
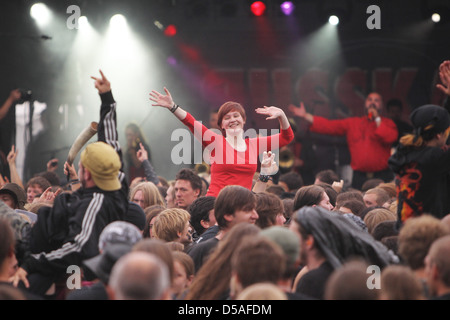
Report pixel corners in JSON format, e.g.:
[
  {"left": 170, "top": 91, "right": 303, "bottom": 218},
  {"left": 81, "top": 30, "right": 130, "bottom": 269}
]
[
  {"left": 164, "top": 24, "right": 177, "bottom": 37},
  {"left": 250, "top": 1, "right": 266, "bottom": 16}
]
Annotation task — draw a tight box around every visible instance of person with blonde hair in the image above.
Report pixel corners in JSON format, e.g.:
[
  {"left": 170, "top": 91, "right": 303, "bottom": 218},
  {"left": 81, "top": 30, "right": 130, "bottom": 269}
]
[
  {"left": 152, "top": 208, "right": 192, "bottom": 248},
  {"left": 363, "top": 187, "right": 391, "bottom": 209},
  {"left": 363, "top": 207, "right": 397, "bottom": 235},
  {"left": 129, "top": 181, "right": 165, "bottom": 210}
]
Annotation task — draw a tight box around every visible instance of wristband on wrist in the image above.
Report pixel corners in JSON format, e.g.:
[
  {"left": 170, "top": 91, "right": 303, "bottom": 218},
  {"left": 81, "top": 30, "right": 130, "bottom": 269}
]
[
  {"left": 258, "top": 175, "right": 272, "bottom": 183},
  {"left": 70, "top": 179, "right": 80, "bottom": 184},
  {"left": 170, "top": 104, "right": 179, "bottom": 113}
]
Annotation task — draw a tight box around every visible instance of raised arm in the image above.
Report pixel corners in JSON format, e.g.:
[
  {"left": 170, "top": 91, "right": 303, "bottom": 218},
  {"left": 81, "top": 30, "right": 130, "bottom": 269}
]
[
  {"left": 255, "top": 105, "right": 291, "bottom": 130},
  {"left": 252, "top": 151, "right": 278, "bottom": 193},
  {"left": 6, "top": 145, "right": 24, "bottom": 189},
  {"left": 252, "top": 106, "right": 294, "bottom": 153},
  {"left": 437, "top": 60, "right": 450, "bottom": 113},
  {"left": 288, "top": 102, "right": 314, "bottom": 124},
  {"left": 136, "top": 142, "right": 160, "bottom": 185},
  {"left": 91, "top": 70, "right": 127, "bottom": 188},
  {"left": 0, "top": 89, "right": 21, "bottom": 121},
  {"left": 149, "top": 87, "right": 187, "bottom": 121},
  {"left": 437, "top": 60, "right": 450, "bottom": 96},
  {"left": 149, "top": 87, "right": 221, "bottom": 148}
]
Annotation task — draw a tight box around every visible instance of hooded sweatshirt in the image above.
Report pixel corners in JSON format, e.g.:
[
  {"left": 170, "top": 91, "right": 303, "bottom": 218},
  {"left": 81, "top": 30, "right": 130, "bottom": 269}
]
[{"left": 388, "top": 144, "right": 450, "bottom": 223}]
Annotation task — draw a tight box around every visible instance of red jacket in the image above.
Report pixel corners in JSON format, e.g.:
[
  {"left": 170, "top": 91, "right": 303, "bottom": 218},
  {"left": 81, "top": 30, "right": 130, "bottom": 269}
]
[
  {"left": 182, "top": 112, "right": 294, "bottom": 196},
  {"left": 310, "top": 116, "right": 398, "bottom": 172}
]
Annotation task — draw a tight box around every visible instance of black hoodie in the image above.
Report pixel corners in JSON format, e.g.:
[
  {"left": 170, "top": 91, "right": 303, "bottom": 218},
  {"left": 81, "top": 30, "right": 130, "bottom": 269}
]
[{"left": 388, "top": 143, "right": 450, "bottom": 223}]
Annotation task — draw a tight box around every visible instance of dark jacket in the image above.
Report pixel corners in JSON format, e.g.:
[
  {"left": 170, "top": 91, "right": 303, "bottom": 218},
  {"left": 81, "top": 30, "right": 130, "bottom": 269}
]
[
  {"left": 21, "top": 91, "right": 129, "bottom": 276},
  {"left": 388, "top": 144, "right": 450, "bottom": 223}
]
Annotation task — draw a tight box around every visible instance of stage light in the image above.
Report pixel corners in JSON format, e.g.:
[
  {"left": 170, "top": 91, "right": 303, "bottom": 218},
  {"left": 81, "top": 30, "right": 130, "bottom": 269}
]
[
  {"left": 250, "top": 1, "right": 266, "bottom": 16},
  {"left": 110, "top": 14, "right": 127, "bottom": 29},
  {"left": 432, "top": 13, "right": 441, "bottom": 22},
  {"left": 78, "top": 16, "right": 89, "bottom": 29},
  {"left": 280, "top": 1, "right": 295, "bottom": 16},
  {"left": 328, "top": 15, "right": 339, "bottom": 25},
  {"left": 30, "top": 3, "right": 51, "bottom": 26},
  {"left": 164, "top": 24, "right": 177, "bottom": 37}
]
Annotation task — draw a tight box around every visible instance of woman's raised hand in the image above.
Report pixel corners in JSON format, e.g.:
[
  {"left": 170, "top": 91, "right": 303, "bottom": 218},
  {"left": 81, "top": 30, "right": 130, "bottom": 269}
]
[
  {"left": 255, "top": 106, "right": 284, "bottom": 120},
  {"left": 149, "top": 87, "right": 175, "bottom": 109}
]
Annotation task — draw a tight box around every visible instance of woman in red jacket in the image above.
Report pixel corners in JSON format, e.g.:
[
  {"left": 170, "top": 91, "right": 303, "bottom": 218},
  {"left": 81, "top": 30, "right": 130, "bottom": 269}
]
[{"left": 149, "top": 88, "right": 294, "bottom": 197}]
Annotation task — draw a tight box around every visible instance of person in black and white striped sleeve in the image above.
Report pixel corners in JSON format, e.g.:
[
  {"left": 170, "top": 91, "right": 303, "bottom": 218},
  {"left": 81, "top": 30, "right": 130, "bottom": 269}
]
[{"left": 11, "top": 70, "right": 129, "bottom": 298}]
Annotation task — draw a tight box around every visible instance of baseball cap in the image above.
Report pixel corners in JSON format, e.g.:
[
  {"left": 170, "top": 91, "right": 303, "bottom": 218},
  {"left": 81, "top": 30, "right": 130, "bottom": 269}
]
[
  {"left": 0, "top": 183, "right": 27, "bottom": 209},
  {"left": 80, "top": 142, "right": 121, "bottom": 191},
  {"left": 260, "top": 226, "right": 299, "bottom": 268},
  {"left": 98, "top": 220, "right": 143, "bottom": 252},
  {"left": 410, "top": 104, "right": 450, "bottom": 135}
]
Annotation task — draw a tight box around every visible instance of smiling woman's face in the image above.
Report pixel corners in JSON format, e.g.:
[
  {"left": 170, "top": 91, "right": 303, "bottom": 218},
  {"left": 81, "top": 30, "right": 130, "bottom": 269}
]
[{"left": 221, "top": 110, "right": 245, "bottom": 134}]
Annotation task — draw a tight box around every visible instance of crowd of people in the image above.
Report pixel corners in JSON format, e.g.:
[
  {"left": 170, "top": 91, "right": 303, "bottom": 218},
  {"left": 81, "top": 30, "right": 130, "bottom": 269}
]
[{"left": 1, "top": 60, "right": 450, "bottom": 301}]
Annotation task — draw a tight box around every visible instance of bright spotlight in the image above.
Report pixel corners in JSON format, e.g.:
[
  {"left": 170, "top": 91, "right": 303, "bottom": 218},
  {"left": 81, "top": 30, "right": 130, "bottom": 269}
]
[
  {"left": 328, "top": 15, "right": 339, "bottom": 25},
  {"left": 110, "top": 14, "right": 127, "bottom": 28},
  {"left": 78, "top": 16, "right": 89, "bottom": 29},
  {"left": 431, "top": 13, "right": 441, "bottom": 23},
  {"left": 30, "top": 3, "right": 51, "bottom": 26}
]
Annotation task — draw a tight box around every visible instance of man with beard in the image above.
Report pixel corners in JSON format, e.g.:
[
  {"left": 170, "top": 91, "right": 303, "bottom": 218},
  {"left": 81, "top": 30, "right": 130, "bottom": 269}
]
[{"left": 289, "top": 92, "right": 398, "bottom": 190}]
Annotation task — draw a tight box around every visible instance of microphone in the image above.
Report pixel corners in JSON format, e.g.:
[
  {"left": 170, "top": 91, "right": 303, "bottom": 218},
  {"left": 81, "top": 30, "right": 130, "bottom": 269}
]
[{"left": 367, "top": 104, "right": 377, "bottom": 121}]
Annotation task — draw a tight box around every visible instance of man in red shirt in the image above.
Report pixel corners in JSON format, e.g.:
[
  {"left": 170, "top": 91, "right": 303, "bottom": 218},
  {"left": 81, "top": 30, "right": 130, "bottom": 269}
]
[{"left": 290, "top": 92, "right": 398, "bottom": 190}]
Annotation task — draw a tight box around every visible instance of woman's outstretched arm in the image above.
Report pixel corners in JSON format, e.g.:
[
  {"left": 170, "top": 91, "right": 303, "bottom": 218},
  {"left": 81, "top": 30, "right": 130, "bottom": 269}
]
[{"left": 149, "top": 87, "right": 187, "bottom": 121}]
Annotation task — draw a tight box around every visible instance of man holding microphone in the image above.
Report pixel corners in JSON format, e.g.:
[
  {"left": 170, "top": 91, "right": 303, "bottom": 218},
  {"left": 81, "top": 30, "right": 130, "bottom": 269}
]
[{"left": 289, "top": 92, "right": 398, "bottom": 190}]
